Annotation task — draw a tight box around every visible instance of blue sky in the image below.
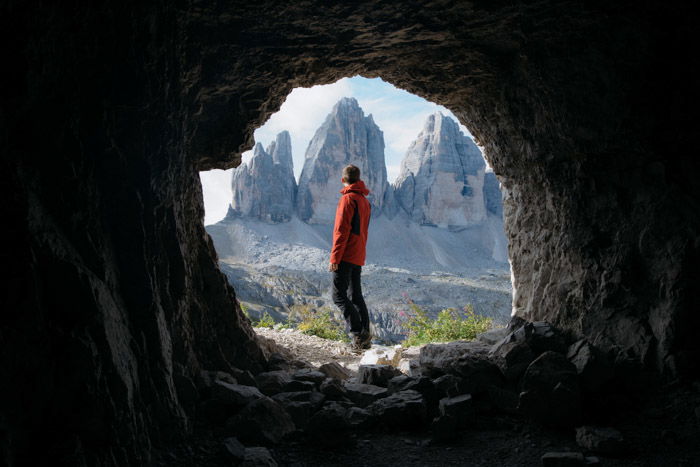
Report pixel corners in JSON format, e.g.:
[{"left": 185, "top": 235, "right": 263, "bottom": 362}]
[{"left": 200, "top": 76, "right": 480, "bottom": 225}]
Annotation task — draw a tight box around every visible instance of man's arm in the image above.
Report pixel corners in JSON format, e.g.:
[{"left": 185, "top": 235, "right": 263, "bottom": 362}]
[{"left": 329, "top": 195, "right": 353, "bottom": 269}]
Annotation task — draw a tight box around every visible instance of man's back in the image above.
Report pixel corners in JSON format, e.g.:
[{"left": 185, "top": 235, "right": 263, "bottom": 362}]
[{"left": 330, "top": 180, "right": 371, "bottom": 266}]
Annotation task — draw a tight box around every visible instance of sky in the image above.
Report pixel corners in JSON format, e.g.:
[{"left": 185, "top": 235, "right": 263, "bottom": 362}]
[{"left": 199, "top": 76, "right": 479, "bottom": 225}]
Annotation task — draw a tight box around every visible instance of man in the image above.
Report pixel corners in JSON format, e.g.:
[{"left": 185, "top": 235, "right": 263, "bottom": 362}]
[{"left": 329, "top": 164, "right": 372, "bottom": 351}]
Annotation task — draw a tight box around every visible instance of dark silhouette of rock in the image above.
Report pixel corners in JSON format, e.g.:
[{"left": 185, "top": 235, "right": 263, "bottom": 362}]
[
  {"left": 482, "top": 171, "right": 503, "bottom": 217},
  {"left": 222, "top": 437, "right": 246, "bottom": 464},
  {"left": 343, "top": 382, "right": 389, "bottom": 407},
  {"left": 241, "top": 447, "right": 278, "bottom": 467},
  {"left": 575, "top": 426, "right": 625, "bottom": 455},
  {"left": 366, "top": 389, "right": 427, "bottom": 430},
  {"left": 318, "top": 362, "right": 352, "bottom": 380},
  {"left": 227, "top": 398, "right": 295, "bottom": 445},
  {"left": 320, "top": 377, "right": 348, "bottom": 400},
  {"left": 439, "top": 394, "right": 474, "bottom": 428},
  {"left": 255, "top": 371, "right": 293, "bottom": 396},
  {"left": 567, "top": 340, "right": 614, "bottom": 393},
  {"left": 357, "top": 364, "right": 402, "bottom": 387},
  {"left": 541, "top": 452, "right": 586, "bottom": 466}
]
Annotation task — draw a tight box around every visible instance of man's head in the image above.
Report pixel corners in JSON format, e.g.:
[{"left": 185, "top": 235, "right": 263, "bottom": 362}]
[{"left": 342, "top": 165, "right": 361, "bottom": 185}]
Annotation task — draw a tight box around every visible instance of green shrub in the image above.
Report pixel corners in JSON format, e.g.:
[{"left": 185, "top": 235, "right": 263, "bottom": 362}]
[
  {"left": 254, "top": 311, "right": 275, "bottom": 329},
  {"left": 401, "top": 301, "right": 492, "bottom": 347},
  {"left": 295, "top": 307, "right": 349, "bottom": 342}
]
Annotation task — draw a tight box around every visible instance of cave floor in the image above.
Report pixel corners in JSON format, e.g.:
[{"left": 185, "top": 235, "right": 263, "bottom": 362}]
[{"left": 155, "top": 383, "right": 700, "bottom": 466}]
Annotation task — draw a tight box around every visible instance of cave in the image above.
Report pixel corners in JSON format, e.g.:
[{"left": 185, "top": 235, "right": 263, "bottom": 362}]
[{"left": 1, "top": 1, "right": 698, "bottom": 465}]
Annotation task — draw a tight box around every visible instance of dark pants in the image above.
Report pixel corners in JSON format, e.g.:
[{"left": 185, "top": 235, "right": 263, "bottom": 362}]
[{"left": 332, "top": 261, "right": 369, "bottom": 334}]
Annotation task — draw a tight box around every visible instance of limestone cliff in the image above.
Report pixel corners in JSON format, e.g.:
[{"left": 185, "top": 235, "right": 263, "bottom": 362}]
[
  {"left": 296, "top": 97, "right": 388, "bottom": 224},
  {"left": 393, "top": 113, "right": 487, "bottom": 227}
]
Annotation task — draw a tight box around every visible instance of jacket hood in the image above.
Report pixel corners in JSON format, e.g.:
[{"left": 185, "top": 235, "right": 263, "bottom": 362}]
[{"left": 340, "top": 180, "right": 370, "bottom": 196}]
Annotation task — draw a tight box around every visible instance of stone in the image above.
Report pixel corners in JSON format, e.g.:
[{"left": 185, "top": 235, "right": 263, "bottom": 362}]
[
  {"left": 320, "top": 377, "right": 348, "bottom": 400},
  {"left": 519, "top": 351, "right": 581, "bottom": 427},
  {"left": 306, "top": 402, "right": 351, "bottom": 447},
  {"left": 275, "top": 401, "right": 315, "bottom": 430},
  {"left": 255, "top": 371, "right": 293, "bottom": 396},
  {"left": 228, "top": 131, "right": 297, "bottom": 223},
  {"left": 241, "top": 447, "right": 278, "bottom": 467},
  {"left": 567, "top": 340, "right": 613, "bottom": 393},
  {"left": 541, "top": 452, "right": 586, "bottom": 466},
  {"left": 297, "top": 97, "right": 389, "bottom": 223},
  {"left": 482, "top": 171, "right": 503, "bottom": 217},
  {"left": 477, "top": 327, "right": 508, "bottom": 346},
  {"left": 575, "top": 426, "right": 625, "bottom": 455},
  {"left": 393, "top": 113, "right": 487, "bottom": 227},
  {"left": 343, "top": 382, "right": 389, "bottom": 407},
  {"left": 222, "top": 437, "right": 246, "bottom": 464},
  {"left": 388, "top": 375, "right": 439, "bottom": 411},
  {"left": 318, "top": 362, "right": 352, "bottom": 380},
  {"left": 227, "top": 398, "right": 295, "bottom": 445},
  {"left": 432, "top": 374, "right": 468, "bottom": 398},
  {"left": 283, "top": 380, "right": 316, "bottom": 392},
  {"left": 230, "top": 368, "right": 258, "bottom": 388},
  {"left": 485, "top": 385, "right": 519, "bottom": 413},
  {"left": 430, "top": 415, "right": 459, "bottom": 443},
  {"left": 490, "top": 338, "right": 535, "bottom": 382},
  {"left": 439, "top": 394, "right": 474, "bottom": 423},
  {"left": 210, "top": 381, "right": 265, "bottom": 409},
  {"left": 357, "top": 364, "right": 402, "bottom": 387},
  {"left": 418, "top": 341, "right": 502, "bottom": 393},
  {"left": 292, "top": 369, "right": 327, "bottom": 385},
  {"left": 346, "top": 406, "right": 375, "bottom": 429},
  {"left": 271, "top": 391, "right": 325, "bottom": 410},
  {"left": 366, "top": 390, "right": 427, "bottom": 430},
  {"left": 360, "top": 346, "right": 403, "bottom": 366}
]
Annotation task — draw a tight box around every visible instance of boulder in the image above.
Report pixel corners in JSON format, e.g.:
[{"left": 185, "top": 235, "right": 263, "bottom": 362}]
[
  {"left": 476, "top": 327, "right": 508, "bottom": 345},
  {"left": 227, "top": 397, "right": 295, "bottom": 445},
  {"left": 318, "top": 362, "right": 352, "bottom": 380},
  {"left": 241, "top": 447, "right": 278, "bottom": 467},
  {"left": 320, "top": 377, "right": 348, "bottom": 400},
  {"left": 346, "top": 406, "right": 375, "bottom": 430},
  {"left": 432, "top": 374, "right": 468, "bottom": 398},
  {"left": 275, "top": 401, "right": 315, "bottom": 430},
  {"left": 366, "top": 390, "right": 427, "bottom": 430},
  {"left": 567, "top": 340, "right": 613, "bottom": 393},
  {"left": 388, "top": 375, "right": 439, "bottom": 415},
  {"left": 343, "top": 382, "right": 389, "bottom": 407},
  {"left": 306, "top": 402, "right": 352, "bottom": 448},
  {"left": 575, "top": 426, "right": 625, "bottom": 455},
  {"left": 419, "top": 341, "right": 502, "bottom": 393},
  {"left": 222, "top": 437, "right": 246, "bottom": 464},
  {"left": 489, "top": 338, "right": 535, "bottom": 382},
  {"left": 518, "top": 351, "right": 581, "bottom": 427},
  {"left": 292, "top": 369, "right": 327, "bottom": 385},
  {"left": 272, "top": 391, "right": 325, "bottom": 409},
  {"left": 283, "top": 380, "right": 316, "bottom": 392},
  {"left": 360, "top": 346, "right": 403, "bottom": 366},
  {"left": 230, "top": 368, "right": 258, "bottom": 387},
  {"left": 438, "top": 394, "right": 474, "bottom": 425},
  {"left": 358, "top": 364, "right": 402, "bottom": 387},
  {"left": 255, "top": 371, "right": 293, "bottom": 396},
  {"left": 200, "top": 381, "right": 266, "bottom": 424}
]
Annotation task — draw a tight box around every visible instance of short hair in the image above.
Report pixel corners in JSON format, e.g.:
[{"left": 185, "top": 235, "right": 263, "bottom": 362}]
[{"left": 342, "top": 165, "right": 360, "bottom": 184}]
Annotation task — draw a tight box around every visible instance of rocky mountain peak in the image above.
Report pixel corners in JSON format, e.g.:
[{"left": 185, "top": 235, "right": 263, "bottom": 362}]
[
  {"left": 393, "top": 113, "right": 487, "bottom": 227},
  {"left": 296, "top": 97, "right": 388, "bottom": 224}
]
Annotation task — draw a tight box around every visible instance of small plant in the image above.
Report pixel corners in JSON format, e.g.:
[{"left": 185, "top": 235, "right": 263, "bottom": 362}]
[
  {"left": 296, "top": 307, "right": 349, "bottom": 342},
  {"left": 400, "top": 298, "right": 492, "bottom": 347},
  {"left": 254, "top": 311, "right": 276, "bottom": 329}
]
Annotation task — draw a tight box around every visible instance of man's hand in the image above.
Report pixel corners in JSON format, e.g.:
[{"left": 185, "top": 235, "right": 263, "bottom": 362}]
[{"left": 329, "top": 262, "right": 339, "bottom": 272}]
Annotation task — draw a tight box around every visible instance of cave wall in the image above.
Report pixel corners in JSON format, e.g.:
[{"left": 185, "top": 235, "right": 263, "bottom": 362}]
[{"left": 1, "top": 0, "right": 697, "bottom": 465}]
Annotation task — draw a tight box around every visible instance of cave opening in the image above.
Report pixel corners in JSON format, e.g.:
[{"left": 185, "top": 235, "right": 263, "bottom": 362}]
[{"left": 199, "top": 76, "right": 513, "bottom": 360}]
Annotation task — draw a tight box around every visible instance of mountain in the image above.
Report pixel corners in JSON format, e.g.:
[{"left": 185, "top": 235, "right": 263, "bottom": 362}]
[
  {"left": 296, "top": 97, "right": 388, "bottom": 224},
  {"left": 227, "top": 131, "right": 296, "bottom": 223},
  {"left": 393, "top": 113, "right": 487, "bottom": 227}
]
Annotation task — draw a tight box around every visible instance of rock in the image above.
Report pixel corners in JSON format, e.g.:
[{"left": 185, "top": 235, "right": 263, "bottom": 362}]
[
  {"left": 430, "top": 415, "right": 459, "bottom": 443},
  {"left": 432, "top": 374, "right": 468, "bottom": 398},
  {"left": 366, "top": 390, "right": 427, "bottom": 430},
  {"left": 275, "top": 401, "right": 315, "bottom": 430},
  {"left": 346, "top": 406, "right": 375, "bottom": 429},
  {"left": 397, "top": 358, "right": 419, "bottom": 376},
  {"left": 297, "top": 97, "right": 389, "bottom": 223},
  {"left": 388, "top": 375, "right": 439, "bottom": 414},
  {"left": 419, "top": 341, "right": 502, "bottom": 394},
  {"left": 209, "top": 381, "right": 264, "bottom": 410},
  {"left": 255, "top": 371, "right": 293, "bottom": 395},
  {"left": 241, "top": 447, "right": 278, "bottom": 467},
  {"left": 566, "top": 340, "right": 613, "bottom": 393},
  {"left": 476, "top": 327, "right": 508, "bottom": 345},
  {"left": 320, "top": 377, "right": 348, "bottom": 400},
  {"left": 292, "top": 369, "right": 327, "bottom": 385},
  {"left": 541, "top": 452, "right": 586, "bottom": 466},
  {"left": 575, "top": 426, "right": 625, "bottom": 455},
  {"left": 393, "top": 113, "right": 486, "bottom": 227},
  {"left": 230, "top": 368, "right": 258, "bottom": 387},
  {"left": 439, "top": 394, "right": 474, "bottom": 427},
  {"left": 306, "top": 402, "right": 352, "bottom": 448},
  {"left": 490, "top": 338, "right": 535, "bottom": 382},
  {"left": 318, "top": 362, "right": 352, "bottom": 380},
  {"left": 343, "top": 382, "right": 389, "bottom": 407},
  {"left": 227, "top": 397, "right": 295, "bottom": 445},
  {"left": 482, "top": 171, "right": 503, "bottom": 217},
  {"left": 283, "top": 380, "right": 316, "bottom": 392},
  {"left": 519, "top": 351, "right": 581, "bottom": 427},
  {"left": 358, "top": 364, "right": 402, "bottom": 387},
  {"left": 360, "top": 346, "right": 403, "bottom": 366},
  {"left": 485, "top": 385, "right": 519, "bottom": 413},
  {"left": 222, "top": 437, "right": 246, "bottom": 464},
  {"left": 272, "top": 391, "right": 325, "bottom": 409},
  {"left": 228, "top": 131, "right": 297, "bottom": 223}
]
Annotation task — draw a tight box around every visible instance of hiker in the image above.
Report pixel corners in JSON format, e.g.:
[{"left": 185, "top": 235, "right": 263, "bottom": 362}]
[{"left": 329, "top": 164, "right": 372, "bottom": 351}]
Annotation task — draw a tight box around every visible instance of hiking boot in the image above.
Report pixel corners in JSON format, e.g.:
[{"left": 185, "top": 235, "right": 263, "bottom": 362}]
[
  {"left": 359, "top": 329, "right": 372, "bottom": 349},
  {"left": 349, "top": 333, "right": 365, "bottom": 353}
]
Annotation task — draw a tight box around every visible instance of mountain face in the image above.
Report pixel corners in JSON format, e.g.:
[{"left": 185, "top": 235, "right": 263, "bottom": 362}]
[
  {"left": 296, "top": 97, "right": 388, "bottom": 224},
  {"left": 228, "top": 131, "right": 296, "bottom": 223},
  {"left": 393, "top": 113, "right": 487, "bottom": 227},
  {"left": 483, "top": 171, "right": 503, "bottom": 217}
]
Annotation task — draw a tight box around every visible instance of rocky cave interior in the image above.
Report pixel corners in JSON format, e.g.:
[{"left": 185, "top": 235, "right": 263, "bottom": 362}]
[{"left": 1, "top": 1, "right": 698, "bottom": 466}]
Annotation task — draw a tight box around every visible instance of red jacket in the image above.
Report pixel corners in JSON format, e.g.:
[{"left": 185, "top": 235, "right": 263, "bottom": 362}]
[{"left": 330, "top": 180, "right": 371, "bottom": 266}]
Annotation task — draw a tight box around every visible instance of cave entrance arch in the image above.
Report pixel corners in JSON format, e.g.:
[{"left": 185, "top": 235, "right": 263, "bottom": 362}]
[{"left": 200, "top": 76, "right": 513, "bottom": 346}]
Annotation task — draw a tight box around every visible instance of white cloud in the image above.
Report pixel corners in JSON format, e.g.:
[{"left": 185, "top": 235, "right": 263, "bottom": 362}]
[{"left": 199, "top": 169, "right": 232, "bottom": 225}]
